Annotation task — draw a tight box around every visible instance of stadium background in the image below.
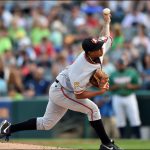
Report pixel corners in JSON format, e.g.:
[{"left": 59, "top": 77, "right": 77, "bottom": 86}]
[{"left": 0, "top": 0, "right": 150, "bottom": 149}]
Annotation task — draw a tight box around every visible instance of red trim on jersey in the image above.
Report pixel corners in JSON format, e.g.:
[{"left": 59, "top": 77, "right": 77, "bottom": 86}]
[
  {"left": 103, "top": 36, "right": 113, "bottom": 46},
  {"left": 103, "top": 36, "right": 108, "bottom": 43},
  {"left": 61, "top": 87, "right": 94, "bottom": 121}
]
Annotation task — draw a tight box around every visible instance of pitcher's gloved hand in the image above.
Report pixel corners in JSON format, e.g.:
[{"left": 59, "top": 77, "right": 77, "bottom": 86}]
[{"left": 89, "top": 69, "right": 109, "bottom": 90}]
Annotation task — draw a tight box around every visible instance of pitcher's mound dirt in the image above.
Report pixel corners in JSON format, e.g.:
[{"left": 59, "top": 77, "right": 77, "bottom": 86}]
[{"left": 0, "top": 142, "right": 70, "bottom": 149}]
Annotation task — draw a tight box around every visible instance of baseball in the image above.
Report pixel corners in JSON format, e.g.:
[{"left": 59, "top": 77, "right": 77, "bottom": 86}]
[{"left": 103, "top": 8, "right": 111, "bottom": 15}]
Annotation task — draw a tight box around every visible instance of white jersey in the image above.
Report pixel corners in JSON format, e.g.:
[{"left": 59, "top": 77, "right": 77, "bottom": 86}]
[{"left": 56, "top": 36, "right": 112, "bottom": 94}]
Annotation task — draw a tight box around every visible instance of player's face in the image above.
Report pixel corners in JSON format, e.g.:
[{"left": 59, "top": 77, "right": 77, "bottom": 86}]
[
  {"left": 89, "top": 48, "right": 103, "bottom": 58},
  {"left": 116, "top": 63, "right": 126, "bottom": 72}
]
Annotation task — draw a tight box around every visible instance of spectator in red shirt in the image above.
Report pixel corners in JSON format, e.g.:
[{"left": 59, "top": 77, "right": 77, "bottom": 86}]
[{"left": 34, "top": 37, "right": 56, "bottom": 60}]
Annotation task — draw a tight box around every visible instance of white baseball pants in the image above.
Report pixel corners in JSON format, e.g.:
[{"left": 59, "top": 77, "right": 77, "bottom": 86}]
[
  {"left": 112, "top": 94, "right": 141, "bottom": 127},
  {"left": 37, "top": 81, "right": 101, "bottom": 130}
]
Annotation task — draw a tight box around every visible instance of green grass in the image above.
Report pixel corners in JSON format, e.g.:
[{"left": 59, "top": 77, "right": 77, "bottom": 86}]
[{"left": 11, "top": 139, "right": 150, "bottom": 150}]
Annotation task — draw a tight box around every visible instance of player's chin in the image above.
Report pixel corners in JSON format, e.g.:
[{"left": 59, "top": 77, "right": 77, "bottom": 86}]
[{"left": 99, "top": 50, "right": 103, "bottom": 56}]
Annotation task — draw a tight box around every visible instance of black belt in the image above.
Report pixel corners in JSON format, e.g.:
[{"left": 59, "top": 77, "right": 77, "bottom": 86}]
[{"left": 55, "top": 79, "right": 59, "bottom": 83}]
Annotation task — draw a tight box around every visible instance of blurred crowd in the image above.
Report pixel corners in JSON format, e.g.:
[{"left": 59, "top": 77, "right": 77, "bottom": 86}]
[{"left": 0, "top": 0, "right": 150, "bottom": 100}]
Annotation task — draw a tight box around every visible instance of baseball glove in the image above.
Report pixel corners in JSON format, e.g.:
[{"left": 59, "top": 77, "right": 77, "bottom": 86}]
[{"left": 89, "top": 69, "right": 109, "bottom": 90}]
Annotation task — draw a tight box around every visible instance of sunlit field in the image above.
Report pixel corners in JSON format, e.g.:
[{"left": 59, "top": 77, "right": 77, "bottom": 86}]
[{"left": 11, "top": 138, "right": 150, "bottom": 149}]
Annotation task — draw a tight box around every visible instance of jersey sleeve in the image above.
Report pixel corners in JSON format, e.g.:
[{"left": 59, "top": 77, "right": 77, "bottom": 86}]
[
  {"left": 103, "top": 36, "right": 113, "bottom": 55},
  {"left": 99, "top": 36, "right": 113, "bottom": 63}
]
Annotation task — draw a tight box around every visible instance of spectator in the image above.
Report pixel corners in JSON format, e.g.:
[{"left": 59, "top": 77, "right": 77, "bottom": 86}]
[
  {"left": 8, "top": 86, "right": 23, "bottom": 101},
  {"left": 24, "top": 67, "right": 50, "bottom": 97},
  {"left": 122, "top": 39, "right": 143, "bottom": 73},
  {"left": 0, "top": 4, "right": 13, "bottom": 28},
  {"left": 21, "top": 60, "right": 38, "bottom": 84},
  {"left": 109, "top": 23, "right": 124, "bottom": 62},
  {"left": 108, "top": 1, "right": 131, "bottom": 23},
  {"left": 0, "top": 25, "right": 12, "bottom": 55},
  {"left": 18, "top": 37, "right": 36, "bottom": 62},
  {"left": 8, "top": 18, "right": 27, "bottom": 49},
  {"left": 132, "top": 24, "right": 150, "bottom": 55},
  {"left": 12, "top": 7, "right": 27, "bottom": 28},
  {"left": 34, "top": 37, "right": 56, "bottom": 59},
  {"left": 141, "top": 55, "right": 150, "bottom": 90},
  {"left": 16, "top": 50, "right": 30, "bottom": 67},
  {"left": 86, "top": 12, "right": 100, "bottom": 29},
  {"left": 110, "top": 58, "right": 141, "bottom": 139},
  {"left": 102, "top": 56, "right": 116, "bottom": 75},
  {"left": 0, "top": 78, "right": 7, "bottom": 96},
  {"left": 7, "top": 67, "right": 24, "bottom": 94},
  {"left": 0, "top": 58, "right": 7, "bottom": 96},
  {"left": 30, "top": 20, "right": 50, "bottom": 46},
  {"left": 108, "top": 1, "right": 132, "bottom": 13},
  {"left": 0, "top": 56, "right": 24, "bottom": 99},
  {"left": 121, "top": 3, "right": 149, "bottom": 29},
  {"left": 111, "top": 23, "right": 124, "bottom": 51},
  {"left": 2, "top": 50, "right": 16, "bottom": 67},
  {"left": 50, "top": 19, "right": 65, "bottom": 53},
  {"left": 51, "top": 50, "right": 69, "bottom": 81},
  {"left": 65, "top": 4, "right": 85, "bottom": 34}
]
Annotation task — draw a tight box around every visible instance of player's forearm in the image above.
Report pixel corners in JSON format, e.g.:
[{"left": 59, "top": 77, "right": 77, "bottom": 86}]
[
  {"left": 100, "top": 23, "right": 110, "bottom": 37},
  {"left": 75, "top": 90, "right": 107, "bottom": 99},
  {"left": 126, "top": 84, "right": 140, "bottom": 90},
  {"left": 99, "top": 11, "right": 111, "bottom": 38}
]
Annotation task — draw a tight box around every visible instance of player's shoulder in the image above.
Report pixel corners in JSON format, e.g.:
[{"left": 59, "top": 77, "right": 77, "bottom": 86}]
[
  {"left": 73, "top": 51, "right": 84, "bottom": 61},
  {"left": 76, "top": 51, "right": 85, "bottom": 58},
  {"left": 70, "top": 51, "right": 85, "bottom": 67},
  {"left": 127, "top": 67, "right": 137, "bottom": 72}
]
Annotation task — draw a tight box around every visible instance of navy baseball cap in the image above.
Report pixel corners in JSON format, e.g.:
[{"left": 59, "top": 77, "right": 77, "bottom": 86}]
[
  {"left": 82, "top": 37, "right": 105, "bottom": 52},
  {"left": 117, "top": 58, "right": 126, "bottom": 65}
]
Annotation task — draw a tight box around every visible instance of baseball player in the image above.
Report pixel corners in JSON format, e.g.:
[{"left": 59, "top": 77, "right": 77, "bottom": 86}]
[
  {"left": 109, "top": 58, "right": 141, "bottom": 138},
  {"left": 0, "top": 12, "right": 122, "bottom": 150}
]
